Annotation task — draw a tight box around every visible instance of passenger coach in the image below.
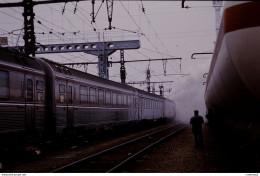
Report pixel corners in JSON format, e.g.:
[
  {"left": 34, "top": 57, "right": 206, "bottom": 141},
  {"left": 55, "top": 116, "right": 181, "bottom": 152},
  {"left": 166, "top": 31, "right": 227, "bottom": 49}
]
[{"left": 0, "top": 47, "right": 176, "bottom": 149}]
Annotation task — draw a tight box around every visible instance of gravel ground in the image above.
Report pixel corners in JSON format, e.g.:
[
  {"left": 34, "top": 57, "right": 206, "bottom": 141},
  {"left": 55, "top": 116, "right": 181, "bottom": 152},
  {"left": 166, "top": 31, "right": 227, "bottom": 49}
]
[
  {"left": 3, "top": 123, "right": 175, "bottom": 173},
  {"left": 122, "top": 123, "right": 260, "bottom": 173},
  {"left": 3, "top": 122, "right": 259, "bottom": 173}
]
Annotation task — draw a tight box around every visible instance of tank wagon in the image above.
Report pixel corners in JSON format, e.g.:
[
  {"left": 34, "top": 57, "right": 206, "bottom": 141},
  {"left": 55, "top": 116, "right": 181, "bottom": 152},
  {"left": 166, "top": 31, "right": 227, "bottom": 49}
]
[
  {"left": 205, "top": 1, "right": 260, "bottom": 144},
  {"left": 0, "top": 47, "right": 176, "bottom": 149}
]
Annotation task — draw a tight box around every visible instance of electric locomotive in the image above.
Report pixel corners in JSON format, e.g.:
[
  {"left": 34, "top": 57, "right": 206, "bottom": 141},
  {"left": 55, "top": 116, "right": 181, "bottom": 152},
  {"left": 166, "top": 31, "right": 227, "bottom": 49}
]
[{"left": 205, "top": 1, "right": 260, "bottom": 144}]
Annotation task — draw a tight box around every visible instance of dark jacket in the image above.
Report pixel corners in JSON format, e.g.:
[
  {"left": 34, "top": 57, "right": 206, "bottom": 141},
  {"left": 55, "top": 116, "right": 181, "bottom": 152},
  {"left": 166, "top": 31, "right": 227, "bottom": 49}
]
[{"left": 190, "top": 115, "right": 204, "bottom": 134}]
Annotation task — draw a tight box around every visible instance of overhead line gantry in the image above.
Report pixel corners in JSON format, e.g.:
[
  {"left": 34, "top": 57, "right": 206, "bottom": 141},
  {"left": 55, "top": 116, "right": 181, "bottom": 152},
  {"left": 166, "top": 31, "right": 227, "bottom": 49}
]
[
  {"left": 61, "top": 57, "right": 182, "bottom": 92},
  {"left": 0, "top": 0, "right": 114, "bottom": 57}
]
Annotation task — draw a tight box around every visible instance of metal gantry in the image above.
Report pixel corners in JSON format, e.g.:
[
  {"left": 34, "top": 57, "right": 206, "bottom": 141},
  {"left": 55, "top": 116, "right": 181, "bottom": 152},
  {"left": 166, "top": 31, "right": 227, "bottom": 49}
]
[
  {"left": 9, "top": 40, "right": 141, "bottom": 79},
  {"left": 10, "top": 40, "right": 141, "bottom": 54},
  {"left": 61, "top": 57, "right": 182, "bottom": 82},
  {"left": 0, "top": 0, "right": 116, "bottom": 56}
]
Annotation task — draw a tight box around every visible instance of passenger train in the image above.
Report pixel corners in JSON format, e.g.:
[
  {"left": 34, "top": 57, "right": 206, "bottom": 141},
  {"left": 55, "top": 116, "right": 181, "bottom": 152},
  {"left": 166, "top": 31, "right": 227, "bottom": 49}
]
[
  {"left": 0, "top": 46, "right": 176, "bottom": 149},
  {"left": 205, "top": 1, "right": 260, "bottom": 143}
]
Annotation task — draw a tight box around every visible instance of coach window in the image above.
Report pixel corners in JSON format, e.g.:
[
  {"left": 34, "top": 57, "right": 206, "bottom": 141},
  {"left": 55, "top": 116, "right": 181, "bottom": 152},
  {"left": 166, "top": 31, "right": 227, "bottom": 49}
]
[
  {"left": 118, "top": 94, "right": 122, "bottom": 106},
  {"left": 98, "top": 89, "right": 104, "bottom": 106},
  {"left": 123, "top": 94, "right": 127, "bottom": 107},
  {"left": 67, "top": 86, "right": 72, "bottom": 103},
  {"left": 105, "top": 91, "right": 111, "bottom": 106},
  {"left": 36, "top": 80, "right": 44, "bottom": 102},
  {"left": 89, "top": 88, "right": 96, "bottom": 105},
  {"left": 128, "top": 95, "right": 131, "bottom": 107},
  {"left": 27, "top": 79, "right": 33, "bottom": 101},
  {"left": 112, "top": 92, "right": 117, "bottom": 106},
  {"left": 36, "top": 81, "right": 43, "bottom": 91},
  {"left": 80, "top": 86, "right": 88, "bottom": 104},
  {"left": 0, "top": 70, "right": 9, "bottom": 99},
  {"left": 59, "top": 84, "right": 65, "bottom": 103}
]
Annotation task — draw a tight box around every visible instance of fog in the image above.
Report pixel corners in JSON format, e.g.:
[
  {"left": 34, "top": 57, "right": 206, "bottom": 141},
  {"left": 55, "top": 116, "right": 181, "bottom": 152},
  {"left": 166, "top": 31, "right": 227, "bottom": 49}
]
[
  {"left": 172, "top": 58, "right": 211, "bottom": 124},
  {"left": 0, "top": 1, "right": 216, "bottom": 123}
]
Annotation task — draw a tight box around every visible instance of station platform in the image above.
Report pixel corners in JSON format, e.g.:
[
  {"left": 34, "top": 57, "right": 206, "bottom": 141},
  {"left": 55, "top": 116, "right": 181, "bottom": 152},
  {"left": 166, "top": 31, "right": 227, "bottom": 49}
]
[{"left": 126, "top": 123, "right": 260, "bottom": 173}]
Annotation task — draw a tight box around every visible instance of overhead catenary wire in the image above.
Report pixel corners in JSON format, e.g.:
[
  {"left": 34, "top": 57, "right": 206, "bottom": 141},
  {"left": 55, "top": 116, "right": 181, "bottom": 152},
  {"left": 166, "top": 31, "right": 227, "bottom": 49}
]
[
  {"left": 0, "top": 1, "right": 204, "bottom": 95},
  {"left": 0, "top": 1, "right": 103, "bottom": 66}
]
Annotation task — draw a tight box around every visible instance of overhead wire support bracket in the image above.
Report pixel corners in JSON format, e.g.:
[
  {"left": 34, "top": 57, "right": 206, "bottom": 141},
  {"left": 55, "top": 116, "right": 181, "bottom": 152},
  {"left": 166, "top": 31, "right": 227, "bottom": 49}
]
[
  {"left": 191, "top": 52, "right": 213, "bottom": 59},
  {"left": 106, "top": 0, "right": 114, "bottom": 30},
  {"left": 126, "top": 81, "right": 174, "bottom": 85},
  {"left": 8, "top": 40, "right": 140, "bottom": 54},
  {"left": 0, "top": 0, "right": 89, "bottom": 8},
  {"left": 60, "top": 57, "right": 182, "bottom": 66},
  {"left": 91, "top": 0, "right": 95, "bottom": 23}
]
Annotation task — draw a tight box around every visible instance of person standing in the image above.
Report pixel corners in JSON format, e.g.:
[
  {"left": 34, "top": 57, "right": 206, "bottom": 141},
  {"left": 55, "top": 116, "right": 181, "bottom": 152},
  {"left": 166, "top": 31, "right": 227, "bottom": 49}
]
[{"left": 190, "top": 110, "right": 204, "bottom": 148}]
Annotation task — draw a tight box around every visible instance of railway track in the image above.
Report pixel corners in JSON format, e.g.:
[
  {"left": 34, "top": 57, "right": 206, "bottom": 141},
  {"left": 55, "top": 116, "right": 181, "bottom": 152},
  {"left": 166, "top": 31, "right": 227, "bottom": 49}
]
[{"left": 51, "top": 124, "right": 187, "bottom": 173}]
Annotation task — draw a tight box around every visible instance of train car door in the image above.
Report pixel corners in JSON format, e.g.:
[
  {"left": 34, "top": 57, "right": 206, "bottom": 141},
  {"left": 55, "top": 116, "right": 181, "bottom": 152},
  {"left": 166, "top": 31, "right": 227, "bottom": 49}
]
[
  {"left": 66, "top": 81, "right": 74, "bottom": 128},
  {"left": 25, "top": 74, "right": 36, "bottom": 133},
  {"left": 138, "top": 97, "right": 143, "bottom": 121},
  {"left": 134, "top": 96, "right": 138, "bottom": 121}
]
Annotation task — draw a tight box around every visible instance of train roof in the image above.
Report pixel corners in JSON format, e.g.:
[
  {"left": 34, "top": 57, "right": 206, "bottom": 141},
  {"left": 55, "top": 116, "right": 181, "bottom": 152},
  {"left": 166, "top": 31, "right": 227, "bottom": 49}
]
[
  {"left": 0, "top": 47, "right": 44, "bottom": 72},
  {"left": 1, "top": 47, "right": 173, "bottom": 102},
  {"left": 41, "top": 57, "right": 165, "bottom": 100}
]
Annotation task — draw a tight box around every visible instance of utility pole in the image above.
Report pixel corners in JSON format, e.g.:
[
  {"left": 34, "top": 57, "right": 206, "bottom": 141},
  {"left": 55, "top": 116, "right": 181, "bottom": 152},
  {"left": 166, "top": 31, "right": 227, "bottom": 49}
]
[
  {"left": 120, "top": 50, "right": 126, "bottom": 84},
  {"left": 0, "top": 0, "right": 89, "bottom": 56},
  {"left": 213, "top": 1, "right": 223, "bottom": 38},
  {"left": 146, "top": 68, "right": 151, "bottom": 93},
  {"left": 23, "top": 0, "right": 36, "bottom": 56},
  {"left": 159, "top": 85, "right": 164, "bottom": 97},
  {"left": 0, "top": 0, "right": 115, "bottom": 56}
]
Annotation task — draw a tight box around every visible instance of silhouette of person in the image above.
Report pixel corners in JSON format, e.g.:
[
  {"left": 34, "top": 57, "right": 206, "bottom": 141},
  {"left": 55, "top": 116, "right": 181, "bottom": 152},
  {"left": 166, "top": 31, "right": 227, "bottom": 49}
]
[{"left": 190, "top": 110, "right": 204, "bottom": 148}]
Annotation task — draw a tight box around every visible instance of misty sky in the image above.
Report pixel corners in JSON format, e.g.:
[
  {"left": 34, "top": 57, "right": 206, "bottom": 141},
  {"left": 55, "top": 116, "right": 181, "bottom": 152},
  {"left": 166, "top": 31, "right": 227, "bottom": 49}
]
[{"left": 0, "top": 1, "right": 218, "bottom": 123}]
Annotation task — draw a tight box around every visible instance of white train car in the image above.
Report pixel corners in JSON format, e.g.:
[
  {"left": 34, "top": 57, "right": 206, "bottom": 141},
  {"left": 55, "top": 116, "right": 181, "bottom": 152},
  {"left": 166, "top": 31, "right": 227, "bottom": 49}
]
[{"left": 205, "top": 1, "right": 260, "bottom": 143}]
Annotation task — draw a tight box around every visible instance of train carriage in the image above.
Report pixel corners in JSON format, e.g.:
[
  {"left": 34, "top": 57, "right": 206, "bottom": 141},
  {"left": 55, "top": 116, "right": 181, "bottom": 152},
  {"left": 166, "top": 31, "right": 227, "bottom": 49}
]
[
  {"left": 205, "top": 1, "right": 260, "bottom": 145},
  {"left": 0, "top": 48, "right": 46, "bottom": 145},
  {"left": 0, "top": 47, "right": 176, "bottom": 149}
]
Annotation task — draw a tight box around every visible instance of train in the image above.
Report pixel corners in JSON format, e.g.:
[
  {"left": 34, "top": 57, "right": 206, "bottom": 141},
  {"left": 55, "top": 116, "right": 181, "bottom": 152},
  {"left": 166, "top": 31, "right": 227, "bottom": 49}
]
[
  {"left": 0, "top": 46, "right": 176, "bottom": 150},
  {"left": 205, "top": 1, "right": 260, "bottom": 145}
]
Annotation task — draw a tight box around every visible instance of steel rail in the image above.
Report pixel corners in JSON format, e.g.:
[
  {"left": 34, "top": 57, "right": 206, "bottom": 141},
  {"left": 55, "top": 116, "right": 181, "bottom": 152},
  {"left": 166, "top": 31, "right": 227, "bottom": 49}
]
[
  {"left": 50, "top": 124, "right": 180, "bottom": 173},
  {"left": 107, "top": 125, "right": 187, "bottom": 172}
]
